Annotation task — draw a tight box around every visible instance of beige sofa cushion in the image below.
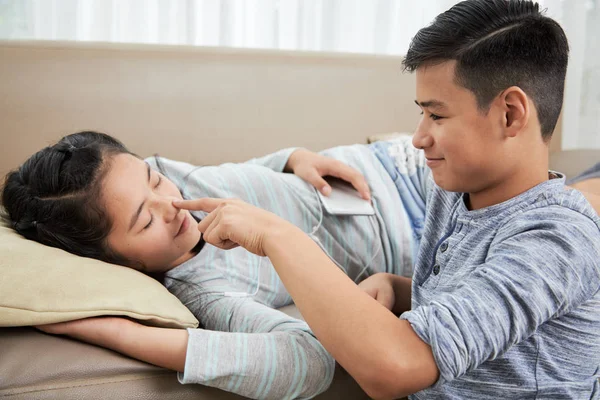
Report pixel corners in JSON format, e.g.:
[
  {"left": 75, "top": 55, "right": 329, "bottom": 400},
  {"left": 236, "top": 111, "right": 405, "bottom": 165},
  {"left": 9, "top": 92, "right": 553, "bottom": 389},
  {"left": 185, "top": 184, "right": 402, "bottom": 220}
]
[{"left": 0, "top": 220, "right": 198, "bottom": 329}]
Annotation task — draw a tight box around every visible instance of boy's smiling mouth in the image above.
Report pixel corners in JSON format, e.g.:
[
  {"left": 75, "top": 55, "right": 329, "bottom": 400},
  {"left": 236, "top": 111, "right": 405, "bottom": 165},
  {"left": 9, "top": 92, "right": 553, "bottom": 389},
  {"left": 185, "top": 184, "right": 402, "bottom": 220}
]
[{"left": 426, "top": 157, "right": 444, "bottom": 167}]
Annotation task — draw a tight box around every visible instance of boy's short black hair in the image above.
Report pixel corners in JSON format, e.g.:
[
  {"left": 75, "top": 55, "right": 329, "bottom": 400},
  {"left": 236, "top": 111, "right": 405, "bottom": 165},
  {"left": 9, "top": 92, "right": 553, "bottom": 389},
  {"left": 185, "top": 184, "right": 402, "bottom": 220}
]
[{"left": 403, "top": 0, "right": 569, "bottom": 140}]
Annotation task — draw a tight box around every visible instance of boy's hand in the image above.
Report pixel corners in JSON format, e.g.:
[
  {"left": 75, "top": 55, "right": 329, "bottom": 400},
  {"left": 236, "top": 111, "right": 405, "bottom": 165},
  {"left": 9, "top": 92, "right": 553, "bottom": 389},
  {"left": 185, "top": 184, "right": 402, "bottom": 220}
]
[
  {"left": 174, "top": 198, "right": 295, "bottom": 257},
  {"left": 285, "top": 149, "right": 371, "bottom": 200},
  {"left": 358, "top": 273, "right": 396, "bottom": 311}
]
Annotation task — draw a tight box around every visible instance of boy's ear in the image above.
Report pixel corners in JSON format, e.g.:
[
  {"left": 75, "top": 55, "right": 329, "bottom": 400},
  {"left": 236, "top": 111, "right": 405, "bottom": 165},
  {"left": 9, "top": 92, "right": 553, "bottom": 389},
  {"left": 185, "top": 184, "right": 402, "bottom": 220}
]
[{"left": 499, "top": 86, "right": 529, "bottom": 138}]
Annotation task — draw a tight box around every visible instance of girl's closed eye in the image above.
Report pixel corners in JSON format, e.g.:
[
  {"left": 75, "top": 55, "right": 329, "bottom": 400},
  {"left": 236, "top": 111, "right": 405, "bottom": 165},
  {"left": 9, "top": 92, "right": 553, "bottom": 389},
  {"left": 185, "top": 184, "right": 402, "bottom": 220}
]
[
  {"left": 141, "top": 176, "right": 162, "bottom": 231},
  {"left": 144, "top": 215, "right": 153, "bottom": 230}
]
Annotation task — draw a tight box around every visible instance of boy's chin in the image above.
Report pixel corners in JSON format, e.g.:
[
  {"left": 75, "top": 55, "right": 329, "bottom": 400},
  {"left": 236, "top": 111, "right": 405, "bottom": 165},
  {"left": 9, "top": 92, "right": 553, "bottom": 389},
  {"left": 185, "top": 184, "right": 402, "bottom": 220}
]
[{"left": 432, "top": 174, "right": 466, "bottom": 193}]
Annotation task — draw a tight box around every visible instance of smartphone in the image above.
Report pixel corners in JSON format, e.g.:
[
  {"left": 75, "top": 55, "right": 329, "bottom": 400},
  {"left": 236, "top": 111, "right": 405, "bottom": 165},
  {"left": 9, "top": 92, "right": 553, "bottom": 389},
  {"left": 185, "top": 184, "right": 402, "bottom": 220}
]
[{"left": 317, "top": 177, "right": 375, "bottom": 216}]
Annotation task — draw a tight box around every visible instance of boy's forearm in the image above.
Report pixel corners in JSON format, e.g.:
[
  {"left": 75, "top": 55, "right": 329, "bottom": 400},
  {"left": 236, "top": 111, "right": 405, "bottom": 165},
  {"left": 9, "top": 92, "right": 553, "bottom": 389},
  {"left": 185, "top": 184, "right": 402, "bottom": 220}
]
[
  {"left": 71, "top": 318, "right": 188, "bottom": 372},
  {"left": 263, "top": 225, "right": 438, "bottom": 398}
]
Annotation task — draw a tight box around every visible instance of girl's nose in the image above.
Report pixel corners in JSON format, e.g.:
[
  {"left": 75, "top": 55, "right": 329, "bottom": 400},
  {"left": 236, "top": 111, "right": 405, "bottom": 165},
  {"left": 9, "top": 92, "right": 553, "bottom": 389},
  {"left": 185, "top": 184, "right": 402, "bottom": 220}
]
[{"left": 154, "top": 196, "right": 181, "bottom": 223}]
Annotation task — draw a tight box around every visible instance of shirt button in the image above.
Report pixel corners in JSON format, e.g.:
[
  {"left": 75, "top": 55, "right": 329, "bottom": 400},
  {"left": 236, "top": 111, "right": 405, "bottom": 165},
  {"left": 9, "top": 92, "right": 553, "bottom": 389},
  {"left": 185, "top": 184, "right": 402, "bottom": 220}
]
[
  {"left": 440, "top": 242, "right": 449, "bottom": 253},
  {"left": 433, "top": 264, "right": 441, "bottom": 275}
]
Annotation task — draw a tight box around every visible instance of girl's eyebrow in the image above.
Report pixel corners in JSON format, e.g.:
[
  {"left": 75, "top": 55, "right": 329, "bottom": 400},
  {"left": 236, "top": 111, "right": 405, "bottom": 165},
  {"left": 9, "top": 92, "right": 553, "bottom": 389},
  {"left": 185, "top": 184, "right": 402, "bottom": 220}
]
[{"left": 128, "top": 163, "right": 152, "bottom": 232}]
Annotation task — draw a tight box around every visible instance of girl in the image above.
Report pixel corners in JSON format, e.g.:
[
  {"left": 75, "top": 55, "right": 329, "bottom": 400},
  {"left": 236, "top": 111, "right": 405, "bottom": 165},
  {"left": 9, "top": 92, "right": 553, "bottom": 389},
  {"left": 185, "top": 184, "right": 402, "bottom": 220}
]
[{"left": 2, "top": 130, "right": 429, "bottom": 399}]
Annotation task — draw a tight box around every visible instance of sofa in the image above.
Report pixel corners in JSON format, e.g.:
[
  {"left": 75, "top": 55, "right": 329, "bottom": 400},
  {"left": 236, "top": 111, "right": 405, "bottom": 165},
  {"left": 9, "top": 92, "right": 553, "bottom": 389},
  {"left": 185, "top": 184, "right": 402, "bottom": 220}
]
[{"left": 0, "top": 40, "right": 595, "bottom": 400}]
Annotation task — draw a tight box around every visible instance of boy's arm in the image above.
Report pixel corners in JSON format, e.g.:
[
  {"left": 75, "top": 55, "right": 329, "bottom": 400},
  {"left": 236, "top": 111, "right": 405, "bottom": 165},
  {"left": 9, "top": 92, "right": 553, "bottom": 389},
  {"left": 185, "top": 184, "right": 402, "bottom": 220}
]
[{"left": 263, "top": 225, "right": 439, "bottom": 399}]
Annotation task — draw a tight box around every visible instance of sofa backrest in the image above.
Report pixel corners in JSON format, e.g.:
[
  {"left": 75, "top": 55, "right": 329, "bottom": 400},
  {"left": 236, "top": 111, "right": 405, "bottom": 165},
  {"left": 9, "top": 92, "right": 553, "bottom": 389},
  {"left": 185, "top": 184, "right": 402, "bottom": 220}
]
[{"left": 0, "top": 40, "right": 423, "bottom": 177}]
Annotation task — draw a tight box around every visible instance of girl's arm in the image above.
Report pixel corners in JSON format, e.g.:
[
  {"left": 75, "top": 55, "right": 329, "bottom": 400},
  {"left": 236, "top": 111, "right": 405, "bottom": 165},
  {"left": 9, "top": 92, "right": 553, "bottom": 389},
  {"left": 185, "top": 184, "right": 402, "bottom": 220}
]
[
  {"left": 246, "top": 147, "right": 371, "bottom": 200},
  {"left": 172, "top": 272, "right": 335, "bottom": 400},
  {"left": 38, "top": 256, "right": 335, "bottom": 400},
  {"left": 38, "top": 302, "right": 334, "bottom": 400},
  {"left": 244, "top": 147, "right": 299, "bottom": 172},
  {"left": 358, "top": 272, "right": 413, "bottom": 315},
  {"left": 36, "top": 317, "right": 188, "bottom": 372}
]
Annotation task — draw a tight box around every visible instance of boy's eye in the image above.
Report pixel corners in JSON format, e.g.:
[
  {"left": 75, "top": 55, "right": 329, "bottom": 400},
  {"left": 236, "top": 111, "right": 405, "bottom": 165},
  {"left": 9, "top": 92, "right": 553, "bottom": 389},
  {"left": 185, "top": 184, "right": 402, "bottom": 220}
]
[
  {"left": 419, "top": 110, "right": 443, "bottom": 121},
  {"left": 155, "top": 176, "right": 162, "bottom": 188}
]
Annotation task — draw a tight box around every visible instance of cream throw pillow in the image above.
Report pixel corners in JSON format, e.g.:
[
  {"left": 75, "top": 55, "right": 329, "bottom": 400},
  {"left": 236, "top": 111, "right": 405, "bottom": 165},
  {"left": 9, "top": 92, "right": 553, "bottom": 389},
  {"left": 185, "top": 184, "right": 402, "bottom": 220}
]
[{"left": 0, "top": 220, "right": 199, "bottom": 329}]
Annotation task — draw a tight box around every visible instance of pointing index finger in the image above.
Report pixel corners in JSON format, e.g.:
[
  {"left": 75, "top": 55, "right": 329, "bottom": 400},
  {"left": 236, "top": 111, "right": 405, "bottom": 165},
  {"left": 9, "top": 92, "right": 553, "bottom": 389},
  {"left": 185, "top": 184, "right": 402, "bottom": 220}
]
[{"left": 172, "top": 198, "right": 224, "bottom": 213}]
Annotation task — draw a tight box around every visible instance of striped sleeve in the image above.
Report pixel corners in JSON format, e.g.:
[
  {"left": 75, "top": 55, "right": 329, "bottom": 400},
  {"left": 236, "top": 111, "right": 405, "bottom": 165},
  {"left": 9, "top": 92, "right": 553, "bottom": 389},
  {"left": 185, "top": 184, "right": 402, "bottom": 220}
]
[
  {"left": 244, "top": 147, "right": 299, "bottom": 173},
  {"left": 179, "top": 282, "right": 334, "bottom": 399}
]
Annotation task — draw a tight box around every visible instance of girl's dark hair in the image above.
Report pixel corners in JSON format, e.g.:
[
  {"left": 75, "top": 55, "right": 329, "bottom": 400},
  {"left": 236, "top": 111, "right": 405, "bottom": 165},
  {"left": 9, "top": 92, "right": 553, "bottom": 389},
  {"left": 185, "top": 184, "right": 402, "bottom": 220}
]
[
  {"left": 403, "top": 0, "right": 569, "bottom": 139},
  {"left": 1, "top": 131, "right": 133, "bottom": 265}
]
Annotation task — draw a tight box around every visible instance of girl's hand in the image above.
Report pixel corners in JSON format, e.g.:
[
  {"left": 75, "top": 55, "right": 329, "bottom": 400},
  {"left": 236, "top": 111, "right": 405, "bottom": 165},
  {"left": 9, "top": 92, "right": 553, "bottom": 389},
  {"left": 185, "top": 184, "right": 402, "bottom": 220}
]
[
  {"left": 357, "top": 273, "right": 396, "bottom": 311},
  {"left": 174, "top": 198, "right": 293, "bottom": 256},
  {"left": 285, "top": 149, "right": 371, "bottom": 200}
]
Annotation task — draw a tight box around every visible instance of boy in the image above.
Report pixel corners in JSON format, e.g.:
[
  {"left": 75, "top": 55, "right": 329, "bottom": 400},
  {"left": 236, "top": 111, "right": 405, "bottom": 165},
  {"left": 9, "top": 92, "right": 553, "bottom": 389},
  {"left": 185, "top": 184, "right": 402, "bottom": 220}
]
[{"left": 177, "top": 0, "right": 600, "bottom": 398}]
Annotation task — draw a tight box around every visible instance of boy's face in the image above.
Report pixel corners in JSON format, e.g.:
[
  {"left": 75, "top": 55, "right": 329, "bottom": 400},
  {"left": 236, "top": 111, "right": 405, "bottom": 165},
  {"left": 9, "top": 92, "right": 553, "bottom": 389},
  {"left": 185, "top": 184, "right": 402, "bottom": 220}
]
[{"left": 413, "top": 61, "right": 511, "bottom": 194}]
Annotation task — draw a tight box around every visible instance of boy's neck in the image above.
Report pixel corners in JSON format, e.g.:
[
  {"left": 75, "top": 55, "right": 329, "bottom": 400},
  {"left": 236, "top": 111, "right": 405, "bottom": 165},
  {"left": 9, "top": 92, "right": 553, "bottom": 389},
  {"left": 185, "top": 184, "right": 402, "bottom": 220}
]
[{"left": 466, "top": 156, "right": 551, "bottom": 211}]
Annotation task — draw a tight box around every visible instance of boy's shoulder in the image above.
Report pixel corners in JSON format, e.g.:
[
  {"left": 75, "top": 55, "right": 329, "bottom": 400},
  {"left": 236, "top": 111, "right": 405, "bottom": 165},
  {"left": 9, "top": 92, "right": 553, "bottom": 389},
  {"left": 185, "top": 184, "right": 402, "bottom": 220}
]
[
  {"left": 428, "top": 178, "right": 600, "bottom": 264},
  {"left": 501, "top": 185, "right": 600, "bottom": 233},
  {"left": 430, "top": 176, "right": 600, "bottom": 230},
  {"left": 491, "top": 186, "right": 600, "bottom": 273}
]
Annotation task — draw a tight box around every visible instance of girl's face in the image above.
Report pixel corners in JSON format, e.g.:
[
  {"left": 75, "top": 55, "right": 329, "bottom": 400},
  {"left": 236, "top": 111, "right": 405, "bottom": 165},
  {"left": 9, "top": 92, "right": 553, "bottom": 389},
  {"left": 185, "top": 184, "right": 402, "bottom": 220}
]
[{"left": 102, "top": 153, "right": 202, "bottom": 273}]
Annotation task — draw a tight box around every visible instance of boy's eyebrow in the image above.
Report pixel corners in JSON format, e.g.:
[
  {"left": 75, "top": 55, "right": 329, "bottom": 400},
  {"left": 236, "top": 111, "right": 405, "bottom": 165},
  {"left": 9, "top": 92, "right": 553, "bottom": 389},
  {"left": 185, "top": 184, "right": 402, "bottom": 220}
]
[
  {"left": 415, "top": 99, "right": 447, "bottom": 110},
  {"left": 128, "top": 163, "right": 151, "bottom": 232}
]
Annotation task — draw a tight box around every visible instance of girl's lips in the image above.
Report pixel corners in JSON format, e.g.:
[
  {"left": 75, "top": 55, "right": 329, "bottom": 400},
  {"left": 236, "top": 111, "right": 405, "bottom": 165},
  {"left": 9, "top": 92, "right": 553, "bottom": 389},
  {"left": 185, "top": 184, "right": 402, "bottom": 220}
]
[{"left": 175, "top": 214, "right": 189, "bottom": 237}]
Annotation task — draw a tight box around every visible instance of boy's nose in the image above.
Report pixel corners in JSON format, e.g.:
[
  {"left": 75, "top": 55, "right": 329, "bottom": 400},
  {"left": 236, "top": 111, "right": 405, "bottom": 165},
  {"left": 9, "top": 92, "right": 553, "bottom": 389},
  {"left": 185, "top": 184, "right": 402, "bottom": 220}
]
[{"left": 412, "top": 123, "right": 433, "bottom": 150}]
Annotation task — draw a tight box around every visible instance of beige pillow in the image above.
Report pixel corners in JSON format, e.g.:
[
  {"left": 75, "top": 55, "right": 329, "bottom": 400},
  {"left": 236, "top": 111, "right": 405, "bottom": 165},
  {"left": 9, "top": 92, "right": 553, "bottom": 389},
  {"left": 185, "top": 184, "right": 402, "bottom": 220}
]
[{"left": 0, "top": 220, "right": 199, "bottom": 329}]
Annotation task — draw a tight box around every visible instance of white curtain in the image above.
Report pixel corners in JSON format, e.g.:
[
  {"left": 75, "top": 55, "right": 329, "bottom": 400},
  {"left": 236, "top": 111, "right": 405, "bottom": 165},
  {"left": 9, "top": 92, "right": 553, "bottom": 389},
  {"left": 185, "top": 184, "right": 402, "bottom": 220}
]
[
  {"left": 0, "top": 0, "right": 459, "bottom": 53},
  {"left": 0, "top": 0, "right": 598, "bottom": 149},
  {"left": 540, "top": 0, "right": 599, "bottom": 149}
]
